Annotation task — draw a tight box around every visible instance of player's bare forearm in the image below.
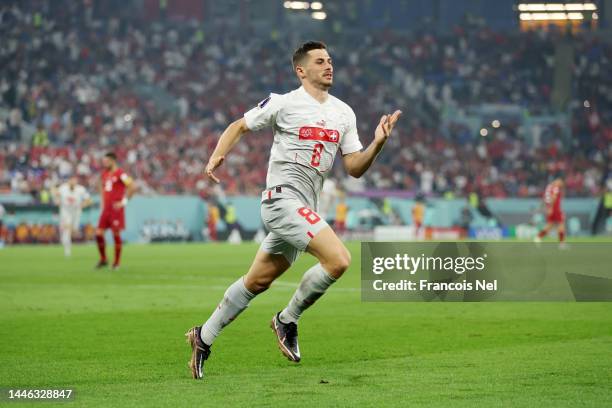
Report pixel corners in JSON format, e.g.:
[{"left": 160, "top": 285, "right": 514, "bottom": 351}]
[
  {"left": 99, "top": 183, "right": 104, "bottom": 209},
  {"left": 206, "top": 118, "right": 250, "bottom": 183},
  {"left": 342, "top": 139, "right": 386, "bottom": 178},
  {"left": 50, "top": 187, "right": 59, "bottom": 205},
  {"left": 343, "top": 110, "right": 402, "bottom": 178},
  {"left": 81, "top": 199, "right": 93, "bottom": 209},
  {"left": 209, "top": 118, "right": 249, "bottom": 161},
  {"left": 126, "top": 182, "right": 137, "bottom": 199}
]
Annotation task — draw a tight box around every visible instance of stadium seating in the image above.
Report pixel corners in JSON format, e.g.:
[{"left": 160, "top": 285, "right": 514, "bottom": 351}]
[{"left": 0, "top": 1, "right": 610, "bottom": 200}]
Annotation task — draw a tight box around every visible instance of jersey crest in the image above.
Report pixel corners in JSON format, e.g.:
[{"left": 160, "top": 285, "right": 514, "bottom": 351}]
[{"left": 299, "top": 126, "right": 340, "bottom": 144}]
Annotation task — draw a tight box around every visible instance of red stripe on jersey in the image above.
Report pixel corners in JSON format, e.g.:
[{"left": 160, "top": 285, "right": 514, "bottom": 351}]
[
  {"left": 299, "top": 127, "right": 340, "bottom": 144},
  {"left": 307, "top": 231, "right": 314, "bottom": 238},
  {"left": 268, "top": 190, "right": 272, "bottom": 200}
]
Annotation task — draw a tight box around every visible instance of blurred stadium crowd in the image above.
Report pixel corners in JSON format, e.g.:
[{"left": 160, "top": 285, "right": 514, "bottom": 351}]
[{"left": 0, "top": 0, "right": 610, "bottom": 200}]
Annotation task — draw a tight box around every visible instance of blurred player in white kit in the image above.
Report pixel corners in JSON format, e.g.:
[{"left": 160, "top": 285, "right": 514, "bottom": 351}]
[{"left": 53, "top": 176, "right": 92, "bottom": 256}]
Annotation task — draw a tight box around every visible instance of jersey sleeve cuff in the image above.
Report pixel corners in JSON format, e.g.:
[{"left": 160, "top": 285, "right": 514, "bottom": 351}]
[
  {"left": 243, "top": 112, "right": 256, "bottom": 131},
  {"left": 341, "top": 142, "right": 363, "bottom": 156}
]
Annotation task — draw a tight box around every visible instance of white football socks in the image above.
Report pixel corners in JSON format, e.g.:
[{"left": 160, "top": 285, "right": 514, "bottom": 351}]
[
  {"left": 279, "top": 263, "right": 336, "bottom": 324},
  {"left": 199, "top": 265, "right": 336, "bottom": 345},
  {"left": 200, "top": 277, "right": 255, "bottom": 346},
  {"left": 61, "top": 229, "right": 71, "bottom": 257}
]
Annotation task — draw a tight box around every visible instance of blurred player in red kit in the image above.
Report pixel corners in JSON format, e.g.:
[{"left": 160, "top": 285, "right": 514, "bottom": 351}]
[
  {"left": 534, "top": 177, "right": 566, "bottom": 248},
  {"left": 96, "top": 152, "right": 136, "bottom": 269}
]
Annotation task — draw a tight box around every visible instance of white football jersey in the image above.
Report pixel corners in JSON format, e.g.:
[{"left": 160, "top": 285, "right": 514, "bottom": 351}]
[
  {"left": 57, "top": 184, "right": 90, "bottom": 212},
  {"left": 244, "top": 86, "right": 363, "bottom": 209}
]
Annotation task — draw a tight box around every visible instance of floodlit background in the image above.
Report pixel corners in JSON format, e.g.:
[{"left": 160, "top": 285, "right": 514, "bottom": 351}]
[{"left": 0, "top": 0, "right": 610, "bottom": 243}]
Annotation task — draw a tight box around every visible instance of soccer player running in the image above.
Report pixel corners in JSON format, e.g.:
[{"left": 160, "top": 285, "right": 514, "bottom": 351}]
[
  {"left": 186, "top": 41, "right": 402, "bottom": 379},
  {"left": 534, "top": 177, "right": 567, "bottom": 248},
  {"left": 52, "top": 176, "right": 93, "bottom": 257},
  {"left": 95, "top": 152, "right": 136, "bottom": 270}
]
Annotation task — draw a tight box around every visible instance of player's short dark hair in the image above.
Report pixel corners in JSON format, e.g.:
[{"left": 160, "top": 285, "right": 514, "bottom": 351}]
[
  {"left": 104, "top": 152, "right": 117, "bottom": 161},
  {"left": 292, "top": 41, "right": 327, "bottom": 68}
]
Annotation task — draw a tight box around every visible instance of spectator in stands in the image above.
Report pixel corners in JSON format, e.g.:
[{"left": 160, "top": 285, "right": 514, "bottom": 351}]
[{"left": 0, "top": 0, "right": 609, "bottom": 200}]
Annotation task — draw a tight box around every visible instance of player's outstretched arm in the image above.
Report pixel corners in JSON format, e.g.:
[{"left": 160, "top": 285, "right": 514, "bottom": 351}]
[
  {"left": 205, "top": 118, "right": 250, "bottom": 183},
  {"left": 125, "top": 179, "right": 137, "bottom": 200},
  {"left": 50, "top": 185, "right": 60, "bottom": 206},
  {"left": 99, "top": 181, "right": 104, "bottom": 209},
  {"left": 81, "top": 198, "right": 93, "bottom": 209},
  {"left": 113, "top": 176, "right": 137, "bottom": 209},
  {"left": 342, "top": 110, "right": 401, "bottom": 178}
]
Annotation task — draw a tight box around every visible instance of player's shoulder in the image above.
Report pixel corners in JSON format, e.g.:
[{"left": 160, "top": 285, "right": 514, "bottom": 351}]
[
  {"left": 265, "top": 87, "right": 309, "bottom": 109},
  {"left": 258, "top": 91, "right": 288, "bottom": 107},
  {"left": 280, "top": 88, "right": 300, "bottom": 98},
  {"left": 328, "top": 94, "right": 355, "bottom": 116},
  {"left": 285, "top": 87, "right": 308, "bottom": 98},
  {"left": 118, "top": 169, "right": 132, "bottom": 183}
]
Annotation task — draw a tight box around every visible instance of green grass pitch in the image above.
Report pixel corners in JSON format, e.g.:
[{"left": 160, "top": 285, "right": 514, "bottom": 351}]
[{"left": 1, "top": 240, "right": 611, "bottom": 407}]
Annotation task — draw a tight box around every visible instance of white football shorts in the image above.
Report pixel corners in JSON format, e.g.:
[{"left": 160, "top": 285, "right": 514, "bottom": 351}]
[
  {"left": 260, "top": 186, "right": 329, "bottom": 264},
  {"left": 60, "top": 209, "right": 82, "bottom": 231}
]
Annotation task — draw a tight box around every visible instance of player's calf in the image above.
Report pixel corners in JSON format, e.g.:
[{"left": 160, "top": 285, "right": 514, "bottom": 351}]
[
  {"left": 243, "top": 250, "right": 291, "bottom": 294},
  {"left": 279, "top": 262, "right": 337, "bottom": 324},
  {"left": 272, "top": 263, "right": 337, "bottom": 362},
  {"left": 198, "top": 277, "right": 256, "bottom": 347},
  {"left": 243, "top": 274, "right": 275, "bottom": 294},
  {"left": 112, "top": 229, "right": 122, "bottom": 268},
  {"left": 95, "top": 230, "right": 107, "bottom": 263},
  {"left": 60, "top": 226, "right": 72, "bottom": 257},
  {"left": 320, "top": 247, "right": 351, "bottom": 279}
]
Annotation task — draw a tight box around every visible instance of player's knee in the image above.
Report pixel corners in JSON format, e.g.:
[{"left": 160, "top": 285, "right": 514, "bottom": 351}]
[
  {"left": 243, "top": 274, "right": 273, "bottom": 294},
  {"left": 325, "top": 248, "right": 351, "bottom": 279}
]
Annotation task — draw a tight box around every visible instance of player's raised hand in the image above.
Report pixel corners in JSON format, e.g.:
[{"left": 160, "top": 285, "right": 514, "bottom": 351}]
[
  {"left": 205, "top": 156, "right": 225, "bottom": 184},
  {"left": 374, "top": 110, "right": 402, "bottom": 143}
]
